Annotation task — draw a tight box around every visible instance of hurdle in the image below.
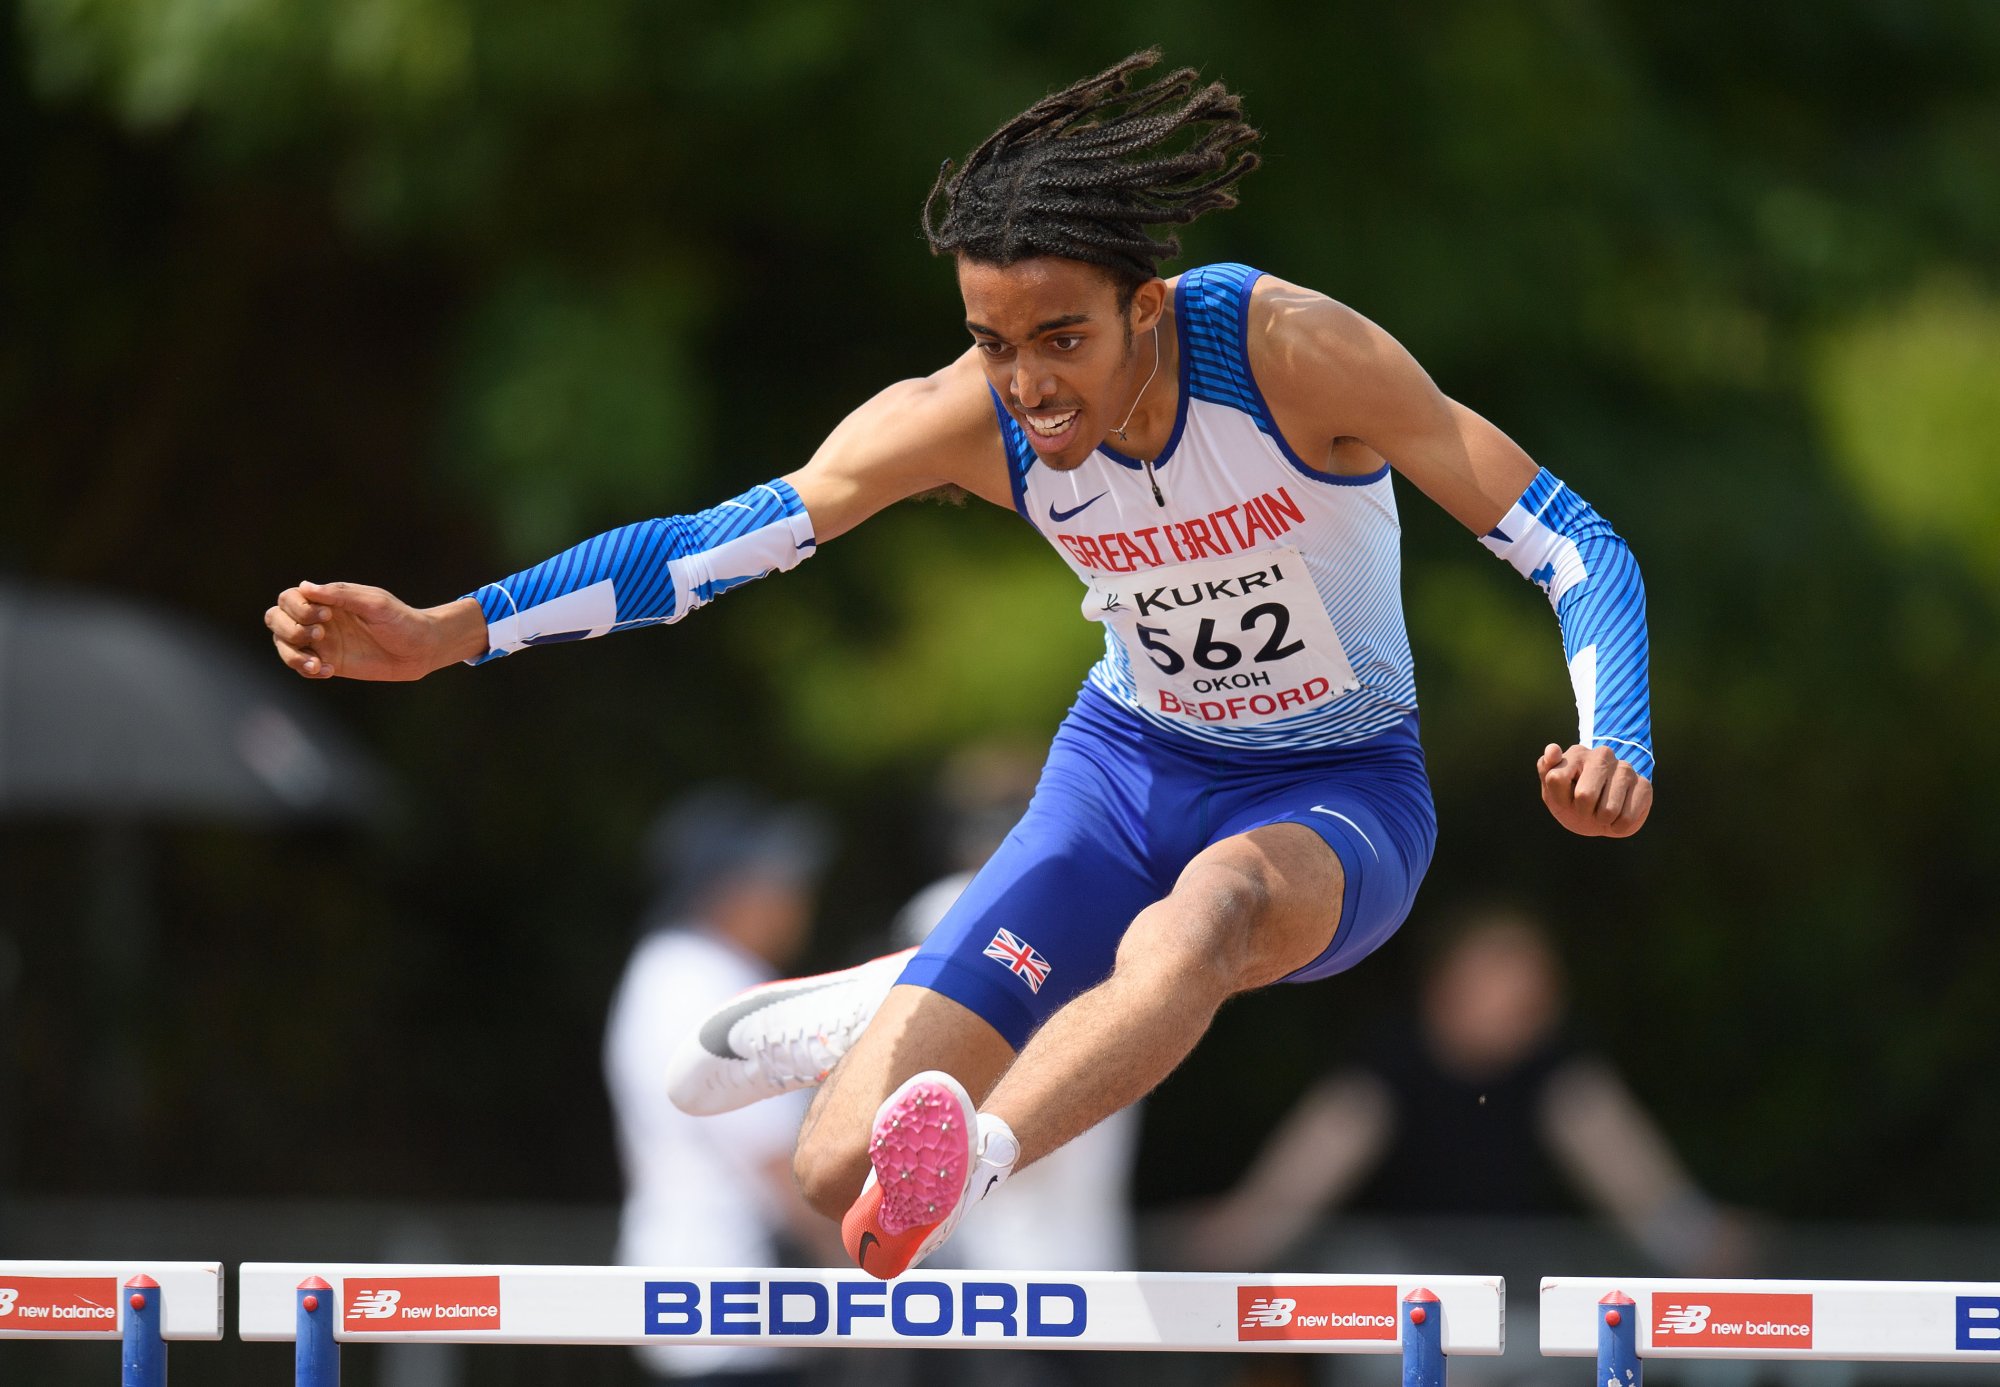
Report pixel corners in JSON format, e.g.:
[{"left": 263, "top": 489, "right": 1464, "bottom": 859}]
[
  {"left": 1542, "top": 1276, "right": 2000, "bottom": 1381},
  {"left": 0, "top": 1260, "right": 225, "bottom": 1387},
  {"left": 241, "top": 1264, "right": 1504, "bottom": 1383}
]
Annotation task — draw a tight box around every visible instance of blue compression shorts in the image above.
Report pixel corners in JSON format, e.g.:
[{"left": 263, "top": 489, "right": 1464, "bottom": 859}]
[{"left": 898, "top": 684, "right": 1438, "bottom": 1050}]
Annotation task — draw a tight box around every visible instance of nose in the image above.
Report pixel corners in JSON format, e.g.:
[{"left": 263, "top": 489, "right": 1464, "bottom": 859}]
[{"left": 1012, "top": 356, "right": 1054, "bottom": 409}]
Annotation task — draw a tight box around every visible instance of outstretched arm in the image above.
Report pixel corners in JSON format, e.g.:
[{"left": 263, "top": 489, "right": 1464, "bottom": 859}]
[
  {"left": 1252, "top": 279, "right": 1653, "bottom": 837},
  {"left": 266, "top": 357, "right": 1007, "bottom": 680}
]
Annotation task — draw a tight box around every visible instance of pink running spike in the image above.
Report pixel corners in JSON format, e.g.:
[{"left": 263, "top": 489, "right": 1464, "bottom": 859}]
[{"left": 869, "top": 1080, "right": 971, "bottom": 1235}]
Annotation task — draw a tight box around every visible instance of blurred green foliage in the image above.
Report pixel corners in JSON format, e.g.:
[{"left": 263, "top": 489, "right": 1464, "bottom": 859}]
[
  {"left": 1815, "top": 280, "right": 2000, "bottom": 584},
  {"left": 4, "top": 1, "right": 1999, "bottom": 1219}
]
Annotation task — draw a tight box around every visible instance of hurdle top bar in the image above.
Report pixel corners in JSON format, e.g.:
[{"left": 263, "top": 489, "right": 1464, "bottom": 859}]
[
  {"left": 1542, "top": 1277, "right": 2000, "bottom": 1364},
  {"left": 0, "top": 1262, "right": 224, "bottom": 1341},
  {"left": 241, "top": 1264, "right": 1505, "bottom": 1355}
]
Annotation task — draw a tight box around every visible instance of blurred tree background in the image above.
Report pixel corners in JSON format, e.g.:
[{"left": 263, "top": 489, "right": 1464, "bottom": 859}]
[{"left": 3, "top": 0, "right": 1998, "bottom": 1224}]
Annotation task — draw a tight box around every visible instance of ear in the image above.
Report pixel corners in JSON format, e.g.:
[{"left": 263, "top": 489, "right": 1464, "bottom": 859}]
[{"left": 1127, "top": 277, "right": 1168, "bottom": 335}]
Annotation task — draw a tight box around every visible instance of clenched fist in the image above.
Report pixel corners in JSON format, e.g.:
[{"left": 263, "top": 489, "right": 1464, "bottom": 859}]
[
  {"left": 1536, "top": 742, "right": 1651, "bottom": 838},
  {"left": 265, "top": 581, "right": 487, "bottom": 682}
]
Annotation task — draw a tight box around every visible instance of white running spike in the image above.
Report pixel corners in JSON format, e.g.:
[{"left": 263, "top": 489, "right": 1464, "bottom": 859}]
[{"left": 665, "top": 946, "right": 916, "bottom": 1115}]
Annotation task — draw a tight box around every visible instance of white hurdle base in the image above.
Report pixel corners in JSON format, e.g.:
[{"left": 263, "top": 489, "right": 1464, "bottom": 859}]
[
  {"left": 241, "top": 1264, "right": 1505, "bottom": 1354},
  {"left": 1542, "top": 1276, "right": 2000, "bottom": 1364},
  {"left": 0, "top": 1261, "right": 224, "bottom": 1341}
]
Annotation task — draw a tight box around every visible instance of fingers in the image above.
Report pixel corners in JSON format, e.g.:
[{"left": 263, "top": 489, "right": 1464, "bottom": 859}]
[
  {"left": 1539, "top": 744, "right": 1579, "bottom": 817},
  {"left": 265, "top": 596, "right": 335, "bottom": 679},
  {"left": 263, "top": 604, "right": 325, "bottom": 652},
  {"left": 1571, "top": 746, "right": 1621, "bottom": 823},
  {"left": 269, "top": 631, "right": 335, "bottom": 678},
  {"left": 275, "top": 586, "right": 331, "bottom": 625},
  {"left": 1607, "top": 770, "right": 1654, "bottom": 838},
  {"left": 299, "top": 579, "right": 393, "bottom": 620},
  {"left": 271, "top": 580, "right": 392, "bottom": 679},
  {"left": 1540, "top": 742, "right": 1653, "bottom": 837}
]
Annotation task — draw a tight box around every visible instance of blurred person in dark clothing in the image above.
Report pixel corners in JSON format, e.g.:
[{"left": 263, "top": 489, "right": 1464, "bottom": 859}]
[
  {"left": 1182, "top": 906, "right": 1743, "bottom": 1274},
  {"left": 604, "top": 785, "right": 839, "bottom": 1387}
]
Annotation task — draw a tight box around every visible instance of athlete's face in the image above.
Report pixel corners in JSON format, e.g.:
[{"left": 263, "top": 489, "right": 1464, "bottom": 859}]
[{"left": 957, "top": 256, "right": 1168, "bottom": 471}]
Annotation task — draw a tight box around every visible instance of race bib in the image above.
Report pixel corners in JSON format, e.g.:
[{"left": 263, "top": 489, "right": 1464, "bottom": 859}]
[{"left": 1085, "top": 545, "right": 1358, "bottom": 727}]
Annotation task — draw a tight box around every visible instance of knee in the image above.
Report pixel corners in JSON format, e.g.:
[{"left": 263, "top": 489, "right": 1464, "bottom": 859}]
[
  {"left": 1192, "top": 865, "right": 1276, "bottom": 933},
  {"left": 1126, "top": 865, "right": 1275, "bottom": 988},
  {"left": 793, "top": 1125, "right": 866, "bottom": 1221},
  {"left": 1179, "top": 862, "right": 1279, "bottom": 950}
]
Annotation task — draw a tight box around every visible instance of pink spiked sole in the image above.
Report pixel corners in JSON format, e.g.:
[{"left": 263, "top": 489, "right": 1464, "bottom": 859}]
[{"left": 867, "top": 1079, "right": 973, "bottom": 1236}]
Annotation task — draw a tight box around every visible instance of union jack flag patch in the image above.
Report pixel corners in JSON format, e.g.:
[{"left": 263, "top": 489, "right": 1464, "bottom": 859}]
[{"left": 983, "top": 928, "right": 1052, "bottom": 994}]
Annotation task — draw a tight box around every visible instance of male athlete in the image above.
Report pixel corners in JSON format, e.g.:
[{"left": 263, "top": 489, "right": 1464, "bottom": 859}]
[{"left": 266, "top": 52, "right": 1653, "bottom": 1280}]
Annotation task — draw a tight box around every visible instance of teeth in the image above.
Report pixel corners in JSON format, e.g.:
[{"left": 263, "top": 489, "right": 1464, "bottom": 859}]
[{"left": 1025, "top": 410, "right": 1078, "bottom": 437}]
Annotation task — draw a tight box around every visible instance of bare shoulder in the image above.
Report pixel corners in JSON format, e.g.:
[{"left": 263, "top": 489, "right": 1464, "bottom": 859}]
[
  {"left": 786, "top": 351, "right": 1011, "bottom": 541},
  {"left": 1234, "top": 274, "right": 1444, "bottom": 476},
  {"left": 1246, "top": 274, "right": 1538, "bottom": 532},
  {"left": 1246, "top": 275, "right": 1422, "bottom": 402}
]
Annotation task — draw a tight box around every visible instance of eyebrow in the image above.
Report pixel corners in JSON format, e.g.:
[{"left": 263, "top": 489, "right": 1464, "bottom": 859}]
[{"left": 964, "top": 313, "right": 1094, "bottom": 340}]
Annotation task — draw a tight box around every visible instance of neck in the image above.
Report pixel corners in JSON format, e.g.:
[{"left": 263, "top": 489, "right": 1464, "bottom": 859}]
[{"left": 1110, "top": 316, "right": 1176, "bottom": 457}]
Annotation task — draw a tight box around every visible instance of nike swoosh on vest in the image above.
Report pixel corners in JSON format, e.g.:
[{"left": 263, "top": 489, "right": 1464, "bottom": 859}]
[{"left": 1048, "top": 492, "right": 1108, "bottom": 524}]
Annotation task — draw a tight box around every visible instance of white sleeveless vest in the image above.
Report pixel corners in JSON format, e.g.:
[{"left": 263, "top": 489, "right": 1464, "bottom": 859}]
[{"left": 995, "top": 263, "right": 1419, "bottom": 751}]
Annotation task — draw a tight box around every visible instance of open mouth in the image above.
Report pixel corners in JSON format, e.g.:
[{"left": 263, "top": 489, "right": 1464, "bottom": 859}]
[{"left": 1020, "top": 408, "right": 1081, "bottom": 454}]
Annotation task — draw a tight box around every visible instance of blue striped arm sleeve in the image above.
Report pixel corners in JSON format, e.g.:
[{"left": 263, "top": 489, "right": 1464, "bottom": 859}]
[
  {"left": 464, "top": 479, "right": 816, "bottom": 662},
  {"left": 1479, "top": 469, "right": 1655, "bottom": 780}
]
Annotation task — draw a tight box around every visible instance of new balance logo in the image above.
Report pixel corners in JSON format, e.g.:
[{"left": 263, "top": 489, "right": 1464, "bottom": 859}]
[
  {"left": 350, "top": 1290, "right": 403, "bottom": 1319},
  {"left": 0, "top": 1280, "right": 117, "bottom": 1328},
  {"left": 1657, "top": 1304, "right": 1711, "bottom": 1334},
  {"left": 343, "top": 1277, "right": 502, "bottom": 1331},
  {"left": 1236, "top": 1286, "right": 1397, "bottom": 1343},
  {"left": 1241, "top": 1297, "right": 1297, "bottom": 1329},
  {"left": 1651, "top": 1293, "right": 1811, "bottom": 1345}
]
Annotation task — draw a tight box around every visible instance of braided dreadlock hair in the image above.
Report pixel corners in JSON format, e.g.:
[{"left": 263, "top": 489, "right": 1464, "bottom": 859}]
[{"left": 923, "top": 49, "right": 1262, "bottom": 307}]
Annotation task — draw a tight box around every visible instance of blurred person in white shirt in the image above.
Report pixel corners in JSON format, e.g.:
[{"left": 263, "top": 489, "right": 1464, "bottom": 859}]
[{"left": 606, "top": 785, "right": 839, "bottom": 1387}]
